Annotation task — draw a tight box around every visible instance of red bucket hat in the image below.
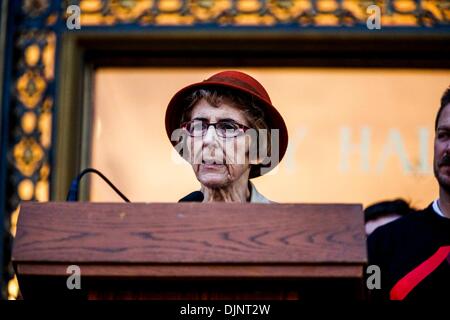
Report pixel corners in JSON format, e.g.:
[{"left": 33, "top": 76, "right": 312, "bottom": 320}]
[{"left": 165, "top": 70, "right": 288, "bottom": 178}]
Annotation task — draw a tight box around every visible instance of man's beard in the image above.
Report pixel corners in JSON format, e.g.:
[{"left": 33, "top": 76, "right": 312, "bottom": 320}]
[{"left": 434, "top": 152, "right": 450, "bottom": 193}]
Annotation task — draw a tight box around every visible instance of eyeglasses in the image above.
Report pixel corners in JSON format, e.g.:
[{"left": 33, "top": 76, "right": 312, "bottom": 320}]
[{"left": 181, "top": 119, "right": 251, "bottom": 138}]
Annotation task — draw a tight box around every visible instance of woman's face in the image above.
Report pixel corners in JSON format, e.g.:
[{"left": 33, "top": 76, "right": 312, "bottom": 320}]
[{"left": 186, "top": 98, "right": 252, "bottom": 188}]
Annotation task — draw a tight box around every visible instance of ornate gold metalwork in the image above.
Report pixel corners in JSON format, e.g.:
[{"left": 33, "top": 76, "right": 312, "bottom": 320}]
[
  {"left": 25, "top": 44, "right": 40, "bottom": 67},
  {"left": 7, "top": 206, "right": 20, "bottom": 300},
  {"left": 39, "top": 97, "right": 53, "bottom": 148},
  {"left": 6, "top": 4, "right": 58, "bottom": 299},
  {"left": 16, "top": 71, "right": 47, "bottom": 109},
  {"left": 43, "top": 33, "right": 56, "bottom": 80},
  {"left": 21, "top": 112, "right": 37, "bottom": 133},
  {"left": 75, "top": 0, "right": 450, "bottom": 27},
  {"left": 7, "top": 276, "right": 19, "bottom": 300},
  {"left": 36, "top": 162, "right": 50, "bottom": 201},
  {"left": 18, "top": 179, "right": 34, "bottom": 200},
  {"left": 22, "top": 0, "right": 50, "bottom": 17},
  {"left": 9, "top": 207, "right": 20, "bottom": 239},
  {"left": 109, "top": 0, "right": 152, "bottom": 20},
  {"left": 13, "top": 138, "right": 45, "bottom": 177}
]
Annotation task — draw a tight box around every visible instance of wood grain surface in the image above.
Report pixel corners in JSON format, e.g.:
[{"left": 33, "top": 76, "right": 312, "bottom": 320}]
[{"left": 13, "top": 202, "right": 366, "bottom": 266}]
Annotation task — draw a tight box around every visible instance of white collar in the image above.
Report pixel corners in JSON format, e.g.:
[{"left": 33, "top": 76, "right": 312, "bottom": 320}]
[
  {"left": 249, "top": 181, "right": 272, "bottom": 204},
  {"left": 432, "top": 199, "right": 447, "bottom": 218}
]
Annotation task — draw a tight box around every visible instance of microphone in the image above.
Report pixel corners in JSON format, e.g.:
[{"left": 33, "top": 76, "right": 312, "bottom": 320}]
[
  {"left": 66, "top": 168, "right": 130, "bottom": 202},
  {"left": 178, "top": 191, "right": 204, "bottom": 202}
]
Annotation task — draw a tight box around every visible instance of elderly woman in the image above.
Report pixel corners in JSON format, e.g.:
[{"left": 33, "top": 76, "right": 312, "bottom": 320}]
[{"left": 165, "top": 71, "right": 288, "bottom": 203}]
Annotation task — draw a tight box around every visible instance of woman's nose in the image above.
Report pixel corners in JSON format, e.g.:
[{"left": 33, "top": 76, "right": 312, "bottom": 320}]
[{"left": 203, "top": 125, "right": 219, "bottom": 145}]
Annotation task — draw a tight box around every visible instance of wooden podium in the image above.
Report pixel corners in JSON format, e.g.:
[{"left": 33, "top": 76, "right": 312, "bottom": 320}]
[{"left": 12, "top": 202, "right": 367, "bottom": 300}]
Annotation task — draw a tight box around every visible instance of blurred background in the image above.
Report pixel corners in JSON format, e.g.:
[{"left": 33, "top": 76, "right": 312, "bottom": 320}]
[{"left": 0, "top": 0, "right": 449, "bottom": 300}]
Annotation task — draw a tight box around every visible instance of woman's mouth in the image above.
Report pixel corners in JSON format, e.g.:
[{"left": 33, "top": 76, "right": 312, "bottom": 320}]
[
  {"left": 200, "top": 159, "right": 226, "bottom": 170},
  {"left": 201, "top": 164, "right": 224, "bottom": 170}
]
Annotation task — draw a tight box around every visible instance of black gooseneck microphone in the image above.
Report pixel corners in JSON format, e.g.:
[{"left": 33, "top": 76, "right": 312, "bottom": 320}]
[{"left": 66, "top": 168, "right": 130, "bottom": 202}]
